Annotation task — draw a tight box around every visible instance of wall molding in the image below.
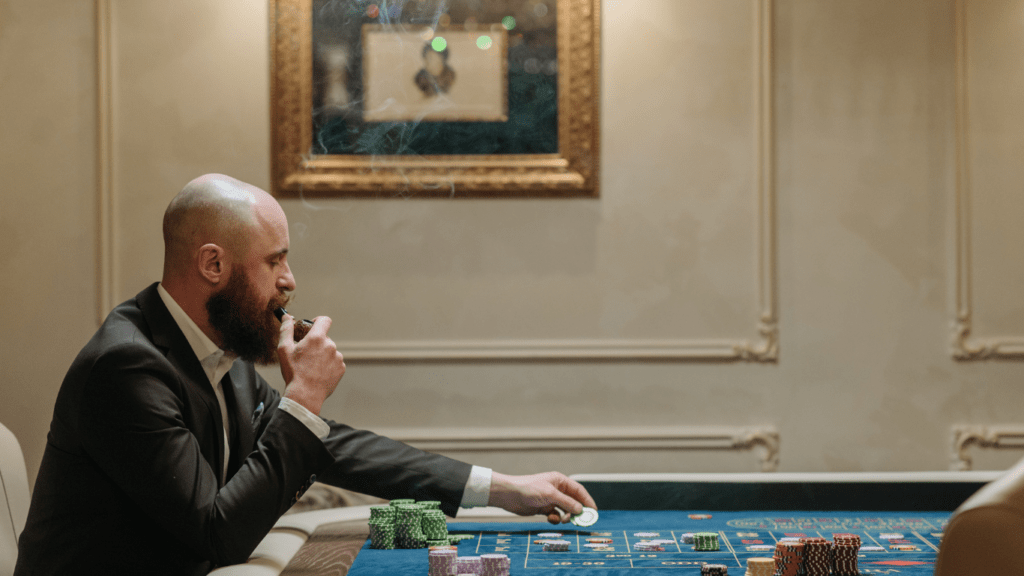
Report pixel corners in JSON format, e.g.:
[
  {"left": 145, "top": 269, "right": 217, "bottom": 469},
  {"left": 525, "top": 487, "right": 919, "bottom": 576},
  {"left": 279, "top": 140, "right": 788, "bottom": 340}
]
[
  {"left": 372, "top": 425, "right": 781, "bottom": 472},
  {"left": 341, "top": 0, "right": 778, "bottom": 362},
  {"left": 951, "top": 0, "right": 1024, "bottom": 360},
  {"left": 96, "top": 0, "right": 119, "bottom": 324},
  {"left": 950, "top": 424, "right": 1024, "bottom": 470}
]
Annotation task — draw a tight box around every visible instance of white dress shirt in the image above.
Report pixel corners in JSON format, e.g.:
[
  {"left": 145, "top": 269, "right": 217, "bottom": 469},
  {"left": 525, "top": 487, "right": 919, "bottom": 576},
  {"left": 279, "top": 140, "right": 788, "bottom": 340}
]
[{"left": 156, "top": 284, "right": 491, "bottom": 506}]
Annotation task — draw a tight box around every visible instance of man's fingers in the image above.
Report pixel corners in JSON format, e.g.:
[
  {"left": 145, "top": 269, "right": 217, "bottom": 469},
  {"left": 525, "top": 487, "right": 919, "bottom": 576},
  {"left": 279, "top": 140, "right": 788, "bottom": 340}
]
[
  {"left": 555, "top": 475, "right": 597, "bottom": 510},
  {"left": 278, "top": 314, "right": 295, "bottom": 350},
  {"left": 277, "top": 314, "right": 296, "bottom": 383},
  {"left": 308, "top": 315, "right": 333, "bottom": 337}
]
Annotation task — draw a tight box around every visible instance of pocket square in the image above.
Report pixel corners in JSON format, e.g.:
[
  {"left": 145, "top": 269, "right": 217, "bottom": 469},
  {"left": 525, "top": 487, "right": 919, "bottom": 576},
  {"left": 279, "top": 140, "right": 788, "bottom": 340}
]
[{"left": 251, "top": 402, "right": 265, "bottom": 429}]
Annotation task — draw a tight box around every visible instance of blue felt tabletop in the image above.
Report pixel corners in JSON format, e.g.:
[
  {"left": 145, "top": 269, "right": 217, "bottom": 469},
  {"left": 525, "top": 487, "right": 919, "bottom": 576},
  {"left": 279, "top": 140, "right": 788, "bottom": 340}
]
[{"left": 349, "top": 509, "right": 947, "bottom": 575}]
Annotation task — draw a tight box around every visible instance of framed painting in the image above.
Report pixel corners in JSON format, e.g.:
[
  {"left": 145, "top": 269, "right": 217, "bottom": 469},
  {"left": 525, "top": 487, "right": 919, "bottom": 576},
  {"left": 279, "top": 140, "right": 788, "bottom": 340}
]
[{"left": 270, "top": 0, "right": 600, "bottom": 198}]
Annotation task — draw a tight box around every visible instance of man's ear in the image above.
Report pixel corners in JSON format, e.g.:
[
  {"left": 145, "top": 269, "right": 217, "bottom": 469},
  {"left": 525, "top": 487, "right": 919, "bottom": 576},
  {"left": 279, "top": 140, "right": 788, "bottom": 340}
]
[{"left": 197, "top": 243, "right": 229, "bottom": 285}]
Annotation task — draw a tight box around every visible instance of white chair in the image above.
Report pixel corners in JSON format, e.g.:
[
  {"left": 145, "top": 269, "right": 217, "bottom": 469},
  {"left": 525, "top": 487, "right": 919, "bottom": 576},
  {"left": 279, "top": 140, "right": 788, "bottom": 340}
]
[
  {"left": 0, "top": 422, "right": 29, "bottom": 576},
  {"left": 935, "top": 456, "right": 1024, "bottom": 575}
]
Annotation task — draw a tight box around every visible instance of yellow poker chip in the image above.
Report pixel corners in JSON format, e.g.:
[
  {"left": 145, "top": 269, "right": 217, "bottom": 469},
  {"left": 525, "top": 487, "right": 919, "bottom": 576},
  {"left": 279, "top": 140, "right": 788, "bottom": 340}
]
[
  {"left": 587, "top": 537, "right": 613, "bottom": 543},
  {"left": 570, "top": 506, "right": 599, "bottom": 527}
]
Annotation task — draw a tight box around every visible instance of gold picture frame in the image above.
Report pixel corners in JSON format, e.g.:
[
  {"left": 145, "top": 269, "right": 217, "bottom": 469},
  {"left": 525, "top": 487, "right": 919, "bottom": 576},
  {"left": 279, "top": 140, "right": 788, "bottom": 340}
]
[{"left": 269, "top": 0, "right": 600, "bottom": 198}]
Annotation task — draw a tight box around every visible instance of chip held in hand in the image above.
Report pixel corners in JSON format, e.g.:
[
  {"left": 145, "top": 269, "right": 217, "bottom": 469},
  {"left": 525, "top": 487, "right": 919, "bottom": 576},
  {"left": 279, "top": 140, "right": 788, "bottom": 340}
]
[{"left": 570, "top": 506, "right": 599, "bottom": 527}]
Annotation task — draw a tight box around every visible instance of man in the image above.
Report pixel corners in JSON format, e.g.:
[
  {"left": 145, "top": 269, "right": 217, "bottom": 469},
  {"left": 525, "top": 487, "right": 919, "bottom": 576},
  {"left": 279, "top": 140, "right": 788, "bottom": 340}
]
[
  {"left": 414, "top": 42, "right": 456, "bottom": 96},
  {"left": 16, "top": 174, "right": 595, "bottom": 575}
]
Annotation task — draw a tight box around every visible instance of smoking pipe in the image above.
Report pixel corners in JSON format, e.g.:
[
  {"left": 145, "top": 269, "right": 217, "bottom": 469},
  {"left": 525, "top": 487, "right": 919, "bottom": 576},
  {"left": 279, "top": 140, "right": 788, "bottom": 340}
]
[{"left": 273, "top": 307, "right": 314, "bottom": 342}]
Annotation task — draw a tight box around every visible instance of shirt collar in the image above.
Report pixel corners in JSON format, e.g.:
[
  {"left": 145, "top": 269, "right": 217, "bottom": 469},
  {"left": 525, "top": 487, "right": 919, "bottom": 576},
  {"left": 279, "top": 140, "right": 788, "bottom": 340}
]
[{"left": 157, "top": 283, "right": 237, "bottom": 385}]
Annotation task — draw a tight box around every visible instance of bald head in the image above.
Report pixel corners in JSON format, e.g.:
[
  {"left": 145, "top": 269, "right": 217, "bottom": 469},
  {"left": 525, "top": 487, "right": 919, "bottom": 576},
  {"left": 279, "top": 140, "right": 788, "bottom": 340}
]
[{"left": 162, "top": 174, "right": 277, "bottom": 279}]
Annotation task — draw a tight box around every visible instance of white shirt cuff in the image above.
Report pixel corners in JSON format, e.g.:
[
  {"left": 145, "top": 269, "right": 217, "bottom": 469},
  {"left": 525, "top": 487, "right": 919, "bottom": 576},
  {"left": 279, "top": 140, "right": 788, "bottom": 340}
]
[
  {"left": 279, "top": 397, "right": 330, "bottom": 439},
  {"left": 460, "top": 465, "right": 492, "bottom": 508}
]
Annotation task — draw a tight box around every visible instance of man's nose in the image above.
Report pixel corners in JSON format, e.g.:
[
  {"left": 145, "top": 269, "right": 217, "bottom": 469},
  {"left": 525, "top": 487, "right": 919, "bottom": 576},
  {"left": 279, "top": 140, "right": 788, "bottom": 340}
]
[{"left": 278, "top": 266, "right": 296, "bottom": 292}]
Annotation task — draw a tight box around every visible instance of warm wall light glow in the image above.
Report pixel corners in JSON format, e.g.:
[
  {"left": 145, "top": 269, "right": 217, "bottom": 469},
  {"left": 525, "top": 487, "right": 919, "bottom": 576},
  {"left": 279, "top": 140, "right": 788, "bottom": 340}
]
[
  {"left": 476, "top": 35, "right": 493, "bottom": 50},
  {"left": 366, "top": 3, "right": 379, "bottom": 18},
  {"left": 420, "top": 27, "right": 435, "bottom": 41}
]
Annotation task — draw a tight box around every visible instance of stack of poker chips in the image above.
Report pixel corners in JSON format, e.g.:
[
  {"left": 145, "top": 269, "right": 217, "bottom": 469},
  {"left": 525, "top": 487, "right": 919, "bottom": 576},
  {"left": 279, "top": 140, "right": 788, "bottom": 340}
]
[
  {"left": 457, "top": 556, "right": 483, "bottom": 575},
  {"left": 421, "top": 508, "right": 450, "bottom": 547},
  {"left": 831, "top": 533, "right": 861, "bottom": 575},
  {"left": 542, "top": 539, "right": 571, "bottom": 552},
  {"left": 680, "top": 533, "right": 695, "bottom": 545},
  {"left": 480, "top": 553, "right": 511, "bottom": 576},
  {"left": 633, "top": 541, "right": 665, "bottom": 552},
  {"left": 368, "top": 505, "right": 396, "bottom": 549},
  {"left": 799, "top": 537, "right": 832, "bottom": 576},
  {"left": 394, "top": 503, "right": 428, "bottom": 549},
  {"left": 428, "top": 548, "right": 458, "bottom": 576},
  {"left": 772, "top": 540, "right": 804, "bottom": 576},
  {"left": 745, "top": 557, "right": 774, "bottom": 576},
  {"left": 693, "top": 532, "right": 720, "bottom": 552},
  {"left": 701, "top": 563, "right": 729, "bottom": 575}
]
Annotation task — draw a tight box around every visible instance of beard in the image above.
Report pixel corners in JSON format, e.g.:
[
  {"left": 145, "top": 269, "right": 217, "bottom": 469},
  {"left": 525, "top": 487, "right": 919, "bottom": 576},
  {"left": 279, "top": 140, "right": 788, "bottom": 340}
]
[{"left": 206, "top": 268, "right": 290, "bottom": 365}]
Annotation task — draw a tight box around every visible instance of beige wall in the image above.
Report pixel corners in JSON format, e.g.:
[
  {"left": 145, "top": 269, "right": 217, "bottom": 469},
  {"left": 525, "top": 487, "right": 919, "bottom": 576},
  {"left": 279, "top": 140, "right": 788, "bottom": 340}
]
[{"left": 4, "top": 0, "right": 1024, "bottom": 488}]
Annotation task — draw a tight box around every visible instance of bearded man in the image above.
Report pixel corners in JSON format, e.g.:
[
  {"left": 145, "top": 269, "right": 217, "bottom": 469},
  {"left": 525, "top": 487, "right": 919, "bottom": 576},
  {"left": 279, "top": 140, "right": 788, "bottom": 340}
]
[{"left": 15, "top": 174, "right": 595, "bottom": 575}]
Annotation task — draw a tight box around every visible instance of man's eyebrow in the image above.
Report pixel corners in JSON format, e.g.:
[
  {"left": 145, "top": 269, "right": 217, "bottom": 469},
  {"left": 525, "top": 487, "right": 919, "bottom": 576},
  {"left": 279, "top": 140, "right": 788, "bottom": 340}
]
[{"left": 268, "top": 248, "right": 289, "bottom": 259}]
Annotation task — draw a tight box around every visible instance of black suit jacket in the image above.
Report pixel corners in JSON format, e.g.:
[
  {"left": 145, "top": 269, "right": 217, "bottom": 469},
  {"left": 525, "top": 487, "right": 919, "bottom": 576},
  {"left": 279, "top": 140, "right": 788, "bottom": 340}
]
[{"left": 15, "top": 283, "right": 472, "bottom": 575}]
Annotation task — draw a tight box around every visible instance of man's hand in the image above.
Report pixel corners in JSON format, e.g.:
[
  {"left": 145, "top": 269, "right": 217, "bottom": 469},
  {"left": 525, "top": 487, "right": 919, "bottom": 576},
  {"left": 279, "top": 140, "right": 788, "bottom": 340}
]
[
  {"left": 488, "top": 471, "right": 597, "bottom": 524},
  {"left": 277, "top": 314, "right": 346, "bottom": 415}
]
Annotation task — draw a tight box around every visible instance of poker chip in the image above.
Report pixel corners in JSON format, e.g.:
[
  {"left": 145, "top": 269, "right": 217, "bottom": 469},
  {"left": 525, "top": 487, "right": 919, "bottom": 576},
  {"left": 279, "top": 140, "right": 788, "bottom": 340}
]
[
  {"left": 746, "top": 544, "right": 774, "bottom": 552},
  {"left": 583, "top": 543, "right": 610, "bottom": 548},
  {"left": 457, "top": 556, "right": 483, "bottom": 575},
  {"left": 542, "top": 539, "right": 571, "bottom": 552},
  {"left": 480, "top": 553, "right": 511, "bottom": 576},
  {"left": 587, "top": 537, "right": 613, "bottom": 544},
  {"left": 701, "top": 563, "right": 728, "bottom": 575},
  {"left": 890, "top": 544, "right": 918, "bottom": 551},
  {"left": 773, "top": 541, "right": 804, "bottom": 576},
  {"left": 878, "top": 533, "right": 903, "bottom": 540},
  {"left": 860, "top": 545, "right": 884, "bottom": 552},
  {"left": 746, "top": 557, "right": 774, "bottom": 576},
  {"left": 633, "top": 541, "right": 665, "bottom": 551},
  {"left": 831, "top": 533, "right": 861, "bottom": 576},
  {"left": 680, "top": 533, "right": 695, "bottom": 544},
  {"left": 798, "top": 537, "right": 831, "bottom": 576},
  {"left": 571, "top": 506, "right": 599, "bottom": 527},
  {"left": 537, "top": 532, "right": 563, "bottom": 538},
  {"left": 692, "top": 532, "right": 720, "bottom": 552},
  {"left": 428, "top": 549, "right": 458, "bottom": 576},
  {"left": 634, "top": 532, "right": 660, "bottom": 537}
]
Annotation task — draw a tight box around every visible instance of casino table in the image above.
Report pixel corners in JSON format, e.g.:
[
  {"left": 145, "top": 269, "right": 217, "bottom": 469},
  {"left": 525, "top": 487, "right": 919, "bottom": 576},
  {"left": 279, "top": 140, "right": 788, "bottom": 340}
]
[{"left": 208, "top": 471, "right": 1003, "bottom": 576}]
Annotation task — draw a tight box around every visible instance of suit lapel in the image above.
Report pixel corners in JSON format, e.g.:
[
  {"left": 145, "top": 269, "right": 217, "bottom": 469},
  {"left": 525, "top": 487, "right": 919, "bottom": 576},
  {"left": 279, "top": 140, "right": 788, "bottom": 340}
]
[
  {"left": 224, "top": 363, "right": 257, "bottom": 479},
  {"left": 136, "top": 283, "right": 230, "bottom": 485}
]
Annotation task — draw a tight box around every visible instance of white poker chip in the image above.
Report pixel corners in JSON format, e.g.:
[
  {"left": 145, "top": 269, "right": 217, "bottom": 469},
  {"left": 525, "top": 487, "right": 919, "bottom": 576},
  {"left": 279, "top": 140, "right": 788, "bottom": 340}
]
[
  {"left": 537, "top": 532, "right": 563, "bottom": 538},
  {"left": 860, "top": 545, "right": 885, "bottom": 552},
  {"left": 570, "top": 507, "right": 599, "bottom": 527},
  {"left": 634, "top": 532, "right": 660, "bottom": 537}
]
